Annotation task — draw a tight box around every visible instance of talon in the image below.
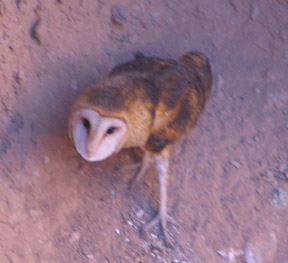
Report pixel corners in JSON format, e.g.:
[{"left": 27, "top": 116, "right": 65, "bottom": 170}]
[
  {"left": 143, "top": 212, "right": 177, "bottom": 231},
  {"left": 142, "top": 213, "right": 161, "bottom": 231},
  {"left": 142, "top": 212, "right": 177, "bottom": 247},
  {"left": 166, "top": 214, "right": 177, "bottom": 225}
]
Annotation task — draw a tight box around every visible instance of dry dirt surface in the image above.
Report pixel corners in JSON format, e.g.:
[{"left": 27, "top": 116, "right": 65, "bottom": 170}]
[{"left": 0, "top": 0, "right": 288, "bottom": 262}]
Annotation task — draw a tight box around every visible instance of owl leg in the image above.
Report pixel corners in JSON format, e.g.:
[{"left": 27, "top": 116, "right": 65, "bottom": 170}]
[
  {"left": 143, "top": 146, "right": 176, "bottom": 246},
  {"left": 128, "top": 150, "right": 152, "bottom": 189}
]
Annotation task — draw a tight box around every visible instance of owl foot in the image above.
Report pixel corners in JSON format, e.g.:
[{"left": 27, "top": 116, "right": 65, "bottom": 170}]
[{"left": 142, "top": 211, "right": 177, "bottom": 247}]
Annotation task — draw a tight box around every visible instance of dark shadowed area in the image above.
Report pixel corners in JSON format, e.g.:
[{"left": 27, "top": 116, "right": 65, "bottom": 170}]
[{"left": 0, "top": 1, "right": 287, "bottom": 262}]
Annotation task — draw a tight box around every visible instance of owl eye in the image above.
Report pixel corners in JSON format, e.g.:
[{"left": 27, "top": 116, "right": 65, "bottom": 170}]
[
  {"left": 106, "top": 126, "right": 116, "bottom": 135},
  {"left": 82, "top": 118, "right": 91, "bottom": 130}
]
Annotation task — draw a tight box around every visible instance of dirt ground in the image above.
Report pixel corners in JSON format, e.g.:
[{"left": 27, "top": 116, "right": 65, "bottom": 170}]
[{"left": 0, "top": 0, "right": 287, "bottom": 262}]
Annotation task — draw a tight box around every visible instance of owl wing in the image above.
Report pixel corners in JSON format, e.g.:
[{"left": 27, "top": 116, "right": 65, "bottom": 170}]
[
  {"left": 109, "top": 54, "right": 177, "bottom": 77},
  {"left": 145, "top": 52, "right": 212, "bottom": 153}
]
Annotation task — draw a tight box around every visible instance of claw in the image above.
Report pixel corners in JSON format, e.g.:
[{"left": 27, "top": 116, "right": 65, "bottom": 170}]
[{"left": 142, "top": 211, "right": 177, "bottom": 247}]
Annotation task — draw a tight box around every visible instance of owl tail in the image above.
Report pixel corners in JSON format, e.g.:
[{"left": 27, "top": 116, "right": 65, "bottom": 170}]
[{"left": 179, "top": 52, "right": 213, "bottom": 98}]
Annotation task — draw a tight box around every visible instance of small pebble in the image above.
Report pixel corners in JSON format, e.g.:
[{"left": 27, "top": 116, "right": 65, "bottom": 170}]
[
  {"left": 124, "top": 237, "right": 130, "bottom": 243},
  {"left": 151, "top": 233, "right": 158, "bottom": 239},
  {"left": 266, "top": 170, "right": 274, "bottom": 178},
  {"left": 127, "top": 220, "right": 133, "bottom": 226},
  {"left": 29, "top": 209, "right": 40, "bottom": 217},
  {"left": 243, "top": 246, "right": 255, "bottom": 263},
  {"left": 86, "top": 254, "right": 94, "bottom": 259},
  {"left": 244, "top": 232, "right": 277, "bottom": 263},
  {"left": 217, "top": 74, "right": 224, "bottom": 90},
  {"left": 230, "top": 160, "right": 242, "bottom": 169},
  {"left": 136, "top": 209, "right": 144, "bottom": 218},
  {"left": 115, "top": 228, "right": 120, "bottom": 235},
  {"left": 271, "top": 188, "right": 288, "bottom": 207},
  {"left": 111, "top": 5, "right": 127, "bottom": 25},
  {"left": 253, "top": 134, "right": 260, "bottom": 142},
  {"left": 69, "top": 231, "right": 81, "bottom": 244},
  {"left": 217, "top": 248, "right": 243, "bottom": 262}
]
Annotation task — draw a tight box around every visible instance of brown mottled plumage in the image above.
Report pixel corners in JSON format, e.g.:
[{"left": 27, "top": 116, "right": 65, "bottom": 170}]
[{"left": 69, "top": 52, "right": 212, "bottom": 245}]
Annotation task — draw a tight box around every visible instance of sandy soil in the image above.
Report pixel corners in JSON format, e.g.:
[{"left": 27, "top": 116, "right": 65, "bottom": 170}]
[{"left": 0, "top": 0, "right": 288, "bottom": 262}]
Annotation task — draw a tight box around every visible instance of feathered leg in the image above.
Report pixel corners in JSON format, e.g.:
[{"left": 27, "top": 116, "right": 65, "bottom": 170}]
[
  {"left": 128, "top": 150, "right": 152, "bottom": 189},
  {"left": 143, "top": 146, "right": 176, "bottom": 246}
]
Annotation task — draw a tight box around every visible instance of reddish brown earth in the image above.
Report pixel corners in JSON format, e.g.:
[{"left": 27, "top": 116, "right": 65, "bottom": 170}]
[{"left": 0, "top": 1, "right": 288, "bottom": 262}]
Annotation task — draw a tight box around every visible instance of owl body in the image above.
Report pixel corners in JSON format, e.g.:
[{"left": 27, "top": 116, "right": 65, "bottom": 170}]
[
  {"left": 69, "top": 52, "right": 212, "bottom": 157},
  {"left": 69, "top": 52, "right": 212, "bottom": 244}
]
